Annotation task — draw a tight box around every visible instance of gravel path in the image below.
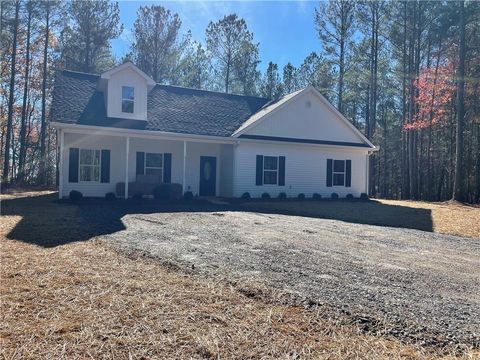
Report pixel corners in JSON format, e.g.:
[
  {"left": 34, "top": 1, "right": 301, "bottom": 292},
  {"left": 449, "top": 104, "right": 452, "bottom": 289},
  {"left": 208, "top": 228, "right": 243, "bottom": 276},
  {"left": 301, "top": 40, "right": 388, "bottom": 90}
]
[{"left": 103, "top": 209, "right": 480, "bottom": 349}]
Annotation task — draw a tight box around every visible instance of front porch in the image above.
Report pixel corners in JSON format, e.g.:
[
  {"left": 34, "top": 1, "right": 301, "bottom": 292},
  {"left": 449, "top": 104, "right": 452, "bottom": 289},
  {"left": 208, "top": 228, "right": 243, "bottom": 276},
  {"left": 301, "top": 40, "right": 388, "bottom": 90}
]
[{"left": 58, "top": 129, "right": 235, "bottom": 199}]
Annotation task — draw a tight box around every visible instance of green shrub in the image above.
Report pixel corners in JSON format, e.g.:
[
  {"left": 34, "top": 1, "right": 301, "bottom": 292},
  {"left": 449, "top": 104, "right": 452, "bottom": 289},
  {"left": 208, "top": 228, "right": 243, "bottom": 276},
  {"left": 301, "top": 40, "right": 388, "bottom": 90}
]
[
  {"left": 312, "top": 193, "right": 322, "bottom": 200},
  {"left": 132, "top": 192, "right": 143, "bottom": 203},
  {"left": 297, "top": 193, "right": 306, "bottom": 200},
  {"left": 105, "top": 192, "right": 116, "bottom": 202},
  {"left": 278, "top": 192, "right": 287, "bottom": 199},
  {"left": 331, "top": 192, "right": 339, "bottom": 199},
  {"left": 69, "top": 190, "right": 83, "bottom": 203},
  {"left": 183, "top": 191, "right": 194, "bottom": 201},
  {"left": 261, "top": 192, "right": 271, "bottom": 199},
  {"left": 346, "top": 194, "right": 354, "bottom": 200},
  {"left": 241, "top": 192, "right": 251, "bottom": 200},
  {"left": 360, "top": 193, "right": 369, "bottom": 200}
]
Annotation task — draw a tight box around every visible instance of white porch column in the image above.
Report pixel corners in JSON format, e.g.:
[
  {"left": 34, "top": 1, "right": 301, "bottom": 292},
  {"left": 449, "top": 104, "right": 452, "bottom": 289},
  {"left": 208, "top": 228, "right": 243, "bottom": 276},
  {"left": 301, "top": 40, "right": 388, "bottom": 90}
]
[
  {"left": 58, "top": 129, "right": 64, "bottom": 199},
  {"left": 125, "top": 136, "right": 130, "bottom": 199},
  {"left": 182, "top": 141, "right": 187, "bottom": 194}
]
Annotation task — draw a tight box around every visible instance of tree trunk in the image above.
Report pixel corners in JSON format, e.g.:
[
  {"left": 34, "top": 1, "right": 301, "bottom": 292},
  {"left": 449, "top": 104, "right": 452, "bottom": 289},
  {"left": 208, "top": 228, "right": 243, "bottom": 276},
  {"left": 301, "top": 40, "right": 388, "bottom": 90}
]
[
  {"left": 401, "top": 1, "right": 408, "bottom": 199},
  {"left": 2, "top": 0, "right": 20, "bottom": 184},
  {"left": 18, "top": 2, "right": 33, "bottom": 183},
  {"left": 338, "top": 36, "right": 344, "bottom": 113},
  {"left": 453, "top": 0, "right": 466, "bottom": 202},
  {"left": 225, "top": 50, "right": 231, "bottom": 93},
  {"left": 38, "top": 4, "right": 50, "bottom": 185}
]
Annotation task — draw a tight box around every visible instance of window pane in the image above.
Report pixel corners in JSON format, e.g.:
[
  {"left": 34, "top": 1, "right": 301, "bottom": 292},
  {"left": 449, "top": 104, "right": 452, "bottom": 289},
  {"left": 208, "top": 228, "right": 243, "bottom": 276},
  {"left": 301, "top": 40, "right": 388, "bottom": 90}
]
[
  {"left": 333, "top": 160, "right": 345, "bottom": 172},
  {"left": 93, "top": 150, "right": 100, "bottom": 165},
  {"left": 122, "top": 100, "right": 134, "bottom": 113},
  {"left": 264, "top": 170, "right": 277, "bottom": 185},
  {"left": 80, "top": 166, "right": 92, "bottom": 181},
  {"left": 264, "top": 156, "right": 278, "bottom": 170},
  {"left": 80, "top": 149, "right": 93, "bottom": 165},
  {"left": 146, "top": 153, "right": 162, "bottom": 167},
  {"left": 92, "top": 166, "right": 100, "bottom": 182},
  {"left": 333, "top": 173, "right": 345, "bottom": 186},
  {"left": 145, "top": 168, "right": 163, "bottom": 180},
  {"left": 122, "top": 86, "right": 134, "bottom": 100}
]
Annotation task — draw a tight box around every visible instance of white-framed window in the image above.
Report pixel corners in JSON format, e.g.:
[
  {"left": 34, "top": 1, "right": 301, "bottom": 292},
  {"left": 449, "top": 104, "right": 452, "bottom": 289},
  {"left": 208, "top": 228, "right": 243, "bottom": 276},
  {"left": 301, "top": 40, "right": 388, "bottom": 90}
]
[
  {"left": 79, "top": 149, "right": 101, "bottom": 182},
  {"left": 122, "top": 86, "right": 134, "bottom": 113},
  {"left": 145, "top": 152, "right": 163, "bottom": 180},
  {"left": 332, "top": 160, "right": 345, "bottom": 186},
  {"left": 263, "top": 156, "right": 278, "bottom": 185}
]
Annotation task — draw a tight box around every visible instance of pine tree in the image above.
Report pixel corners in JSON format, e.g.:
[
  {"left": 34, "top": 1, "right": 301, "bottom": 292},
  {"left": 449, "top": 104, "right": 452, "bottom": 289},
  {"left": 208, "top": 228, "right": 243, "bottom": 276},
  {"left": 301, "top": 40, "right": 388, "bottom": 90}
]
[
  {"left": 59, "top": 0, "right": 122, "bottom": 73},
  {"left": 206, "top": 14, "right": 254, "bottom": 93},
  {"left": 131, "top": 5, "right": 183, "bottom": 83}
]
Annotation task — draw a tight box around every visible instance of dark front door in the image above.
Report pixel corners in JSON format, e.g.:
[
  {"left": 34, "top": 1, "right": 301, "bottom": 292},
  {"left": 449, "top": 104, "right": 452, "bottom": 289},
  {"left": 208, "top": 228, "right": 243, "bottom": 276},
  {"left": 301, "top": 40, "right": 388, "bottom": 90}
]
[{"left": 199, "top": 156, "right": 217, "bottom": 196}]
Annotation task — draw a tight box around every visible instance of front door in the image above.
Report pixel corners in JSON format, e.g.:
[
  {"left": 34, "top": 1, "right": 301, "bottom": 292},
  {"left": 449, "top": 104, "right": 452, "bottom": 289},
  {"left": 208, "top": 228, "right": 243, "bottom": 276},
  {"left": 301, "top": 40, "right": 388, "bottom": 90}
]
[{"left": 199, "top": 156, "right": 217, "bottom": 196}]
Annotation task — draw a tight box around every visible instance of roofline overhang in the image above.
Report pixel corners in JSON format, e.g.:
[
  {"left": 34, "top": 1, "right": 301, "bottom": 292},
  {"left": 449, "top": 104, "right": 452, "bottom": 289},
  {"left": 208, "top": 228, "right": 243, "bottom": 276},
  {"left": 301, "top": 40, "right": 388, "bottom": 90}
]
[
  {"left": 51, "top": 122, "right": 377, "bottom": 150},
  {"left": 50, "top": 122, "right": 235, "bottom": 144}
]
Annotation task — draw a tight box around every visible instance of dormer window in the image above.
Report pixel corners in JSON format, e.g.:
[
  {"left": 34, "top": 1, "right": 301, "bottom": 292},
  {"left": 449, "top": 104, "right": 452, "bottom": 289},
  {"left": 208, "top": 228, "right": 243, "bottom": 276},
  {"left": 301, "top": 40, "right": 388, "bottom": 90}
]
[{"left": 122, "top": 86, "right": 134, "bottom": 113}]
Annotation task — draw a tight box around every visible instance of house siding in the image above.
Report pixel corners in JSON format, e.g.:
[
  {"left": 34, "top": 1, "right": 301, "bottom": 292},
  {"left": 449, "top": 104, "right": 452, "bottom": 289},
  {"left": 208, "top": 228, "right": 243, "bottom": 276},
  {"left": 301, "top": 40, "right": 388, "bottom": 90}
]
[
  {"left": 61, "top": 133, "right": 126, "bottom": 197},
  {"left": 243, "top": 91, "right": 364, "bottom": 144},
  {"left": 219, "top": 144, "right": 234, "bottom": 197},
  {"left": 62, "top": 133, "right": 227, "bottom": 198},
  {"left": 106, "top": 67, "right": 149, "bottom": 121},
  {"left": 233, "top": 141, "right": 368, "bottom": 198}
]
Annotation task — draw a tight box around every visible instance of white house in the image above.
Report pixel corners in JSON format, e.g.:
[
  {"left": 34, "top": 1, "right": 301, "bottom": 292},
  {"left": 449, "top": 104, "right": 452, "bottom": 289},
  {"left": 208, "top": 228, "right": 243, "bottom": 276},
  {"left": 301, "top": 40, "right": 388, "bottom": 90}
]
[{"left": 50, "top": 62, "right": 376, "bottom": 199}]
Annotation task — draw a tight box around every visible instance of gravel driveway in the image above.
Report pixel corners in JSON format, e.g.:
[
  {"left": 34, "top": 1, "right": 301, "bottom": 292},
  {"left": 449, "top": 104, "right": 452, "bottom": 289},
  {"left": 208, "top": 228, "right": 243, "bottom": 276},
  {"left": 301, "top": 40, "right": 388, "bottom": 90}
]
[{"left": 103, "top": 208, "right": 480, "bottom": 349}]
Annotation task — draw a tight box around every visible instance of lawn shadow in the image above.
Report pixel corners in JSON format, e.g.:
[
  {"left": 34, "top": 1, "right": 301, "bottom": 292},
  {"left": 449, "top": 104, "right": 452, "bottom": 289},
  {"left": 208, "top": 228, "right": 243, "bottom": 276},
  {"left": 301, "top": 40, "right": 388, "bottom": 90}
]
[
  {"left": 2, "top": 192, "right": 433, "bottom": 248},
  {"left": 239, "top": 199, "right": 434, "bottom": 233},
  {"left": 1, "top": 192, "right": 228, "bottom": 248}
]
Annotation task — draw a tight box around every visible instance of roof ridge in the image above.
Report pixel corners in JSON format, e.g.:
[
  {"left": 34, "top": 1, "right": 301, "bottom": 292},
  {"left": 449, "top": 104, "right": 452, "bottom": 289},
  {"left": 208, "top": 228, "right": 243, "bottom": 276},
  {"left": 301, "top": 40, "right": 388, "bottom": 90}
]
[
  {"left": 60, "top": 68, "right": 268, "bottom": 102},
  {"left": 62, "top": 69, "right": 100, "bottom": 77},
  {"left": 156, "top": 84, "right": 268, "bottom": 101}
]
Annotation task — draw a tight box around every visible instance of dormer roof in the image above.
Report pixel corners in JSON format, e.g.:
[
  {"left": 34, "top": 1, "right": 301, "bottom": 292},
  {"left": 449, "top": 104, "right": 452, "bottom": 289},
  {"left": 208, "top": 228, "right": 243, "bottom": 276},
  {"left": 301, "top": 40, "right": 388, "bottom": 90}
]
[{"left": 100, "top": 61, "right": 156, "bottom": 89}]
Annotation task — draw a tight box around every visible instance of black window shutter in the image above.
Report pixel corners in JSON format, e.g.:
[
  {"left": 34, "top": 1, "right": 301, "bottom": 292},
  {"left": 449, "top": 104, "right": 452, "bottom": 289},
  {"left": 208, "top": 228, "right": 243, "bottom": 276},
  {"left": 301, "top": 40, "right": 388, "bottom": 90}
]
[
  {"left": 256, "top": 155, "right": 263, "bottom": 185},
  {"left": 101, "top": 150, "right": 110, "bottom": 183},
  {"left": 163, "top": 153, "right": 172, "bottom": 183},
  {"left": 136, "top": 152, "right": 145, "bottom": 175},
  {"left": 326, "top": 159, "right": 333, "bottom": 187},
  {"left": 278, "top": 156, "right": 286, "bottom": 186},
  {"left": 345, "top": 160, "right": 351, "bottom": 187},
  {"left": 69, "top": 148, "right": 79, "bottom": 183}
]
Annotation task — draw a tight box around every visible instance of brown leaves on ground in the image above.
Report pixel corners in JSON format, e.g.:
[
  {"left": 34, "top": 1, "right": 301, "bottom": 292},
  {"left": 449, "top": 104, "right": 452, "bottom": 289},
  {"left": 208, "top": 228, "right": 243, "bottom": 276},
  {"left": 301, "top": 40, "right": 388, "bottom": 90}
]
[
  {"left": 1, "top": 239, "right": 473, "bottom": 359},
  {"left": 1, "top": 192, "right": 478, "bottom": 358}
]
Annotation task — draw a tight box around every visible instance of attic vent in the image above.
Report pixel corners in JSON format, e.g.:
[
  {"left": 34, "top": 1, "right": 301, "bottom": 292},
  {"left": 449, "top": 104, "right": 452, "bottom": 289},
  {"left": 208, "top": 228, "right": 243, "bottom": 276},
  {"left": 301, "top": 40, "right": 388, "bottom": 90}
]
[{"left": 306, "top": 100, "right": 311, "bottom": 108}]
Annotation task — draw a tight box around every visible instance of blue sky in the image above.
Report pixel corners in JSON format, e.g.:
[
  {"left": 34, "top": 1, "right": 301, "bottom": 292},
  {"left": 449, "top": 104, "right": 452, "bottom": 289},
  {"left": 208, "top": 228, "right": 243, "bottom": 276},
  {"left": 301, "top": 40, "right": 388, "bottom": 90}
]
[{"left": 112, "top": 1, "right": 321, "bottom": 73}]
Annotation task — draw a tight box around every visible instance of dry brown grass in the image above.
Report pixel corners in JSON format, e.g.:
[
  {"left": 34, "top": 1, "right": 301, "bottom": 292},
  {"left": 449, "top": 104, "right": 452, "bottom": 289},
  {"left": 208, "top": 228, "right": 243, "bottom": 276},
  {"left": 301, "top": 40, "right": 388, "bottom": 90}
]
[
  {"left": 377, "top": 199, "right": 480, "bottom": 238},
  {"left": 244, "top": 199, "right": 480, "bottom": 238},
  {"left": 1, "top": 192, "right": 478, "bottom": 359}
]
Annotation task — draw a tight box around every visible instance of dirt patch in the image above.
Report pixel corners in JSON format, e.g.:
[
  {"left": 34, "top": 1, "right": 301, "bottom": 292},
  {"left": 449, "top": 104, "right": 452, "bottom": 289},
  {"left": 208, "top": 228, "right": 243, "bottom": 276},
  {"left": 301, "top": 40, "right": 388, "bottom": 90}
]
[{"left": 105, "top": 210, "right": 480, "bottom": 351}]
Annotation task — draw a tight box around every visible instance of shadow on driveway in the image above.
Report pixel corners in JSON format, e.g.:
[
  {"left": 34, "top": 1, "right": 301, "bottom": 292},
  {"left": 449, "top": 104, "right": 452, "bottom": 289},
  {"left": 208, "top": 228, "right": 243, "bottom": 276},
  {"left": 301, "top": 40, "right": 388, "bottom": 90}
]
[{"left": 1, "top": 192, "right": 433, "bottom": 248}]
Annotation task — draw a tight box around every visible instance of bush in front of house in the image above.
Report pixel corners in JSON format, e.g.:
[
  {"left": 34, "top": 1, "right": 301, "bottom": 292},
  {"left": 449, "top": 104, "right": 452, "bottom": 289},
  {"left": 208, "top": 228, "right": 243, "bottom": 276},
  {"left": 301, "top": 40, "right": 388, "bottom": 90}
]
[
  {"left": 153, "top": 183, "right": 183, "bottom": 201},
  {"left": 183, "top": 191, "right": 194, "bottom": 201},
  {"left": 105, "top": 192, "right": 116, "bottom": 202},
  {"left": 313, "top": 193, "right": 322, "bottom": 200},
  {"left": 360, "top": 193, "right": 369, "bottom": 200},
  {"left": 69, "top": 190, "right": 83, "bottom": 203},
  {"left": 331, "top": 192, "right": 339, "bottom": 199},
  {"left": 261, "top": 192, "right": 271, "bottom": 200},
  {"left": 346, "top": 194, "right": 354, "bottom": 200},
  {"left": 131, "top": 192, "right": 143, "bottom": 203},
  {"left": 241, "top": 192, "right": 251, "bottom": 200},
  {"left": 278, "top": 192, "right": 287, "bottom": 199},
  {"left": 297, "top": 193, "right": 306, "bottom": 200}
]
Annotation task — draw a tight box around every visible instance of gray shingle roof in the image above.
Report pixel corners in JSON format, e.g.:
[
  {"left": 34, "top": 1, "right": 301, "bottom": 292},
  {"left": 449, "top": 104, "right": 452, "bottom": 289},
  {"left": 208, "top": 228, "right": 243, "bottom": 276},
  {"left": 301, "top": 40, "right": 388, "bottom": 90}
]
[{"left": 50, "top": 70, "right": 270, "bottom": 137}]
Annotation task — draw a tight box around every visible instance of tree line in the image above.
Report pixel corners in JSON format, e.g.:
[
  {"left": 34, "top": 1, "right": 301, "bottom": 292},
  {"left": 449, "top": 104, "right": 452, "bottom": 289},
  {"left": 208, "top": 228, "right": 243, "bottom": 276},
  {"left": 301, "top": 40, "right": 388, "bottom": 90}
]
[{"left": 1, "top": 0, "right": 479, "bottom": 203}]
